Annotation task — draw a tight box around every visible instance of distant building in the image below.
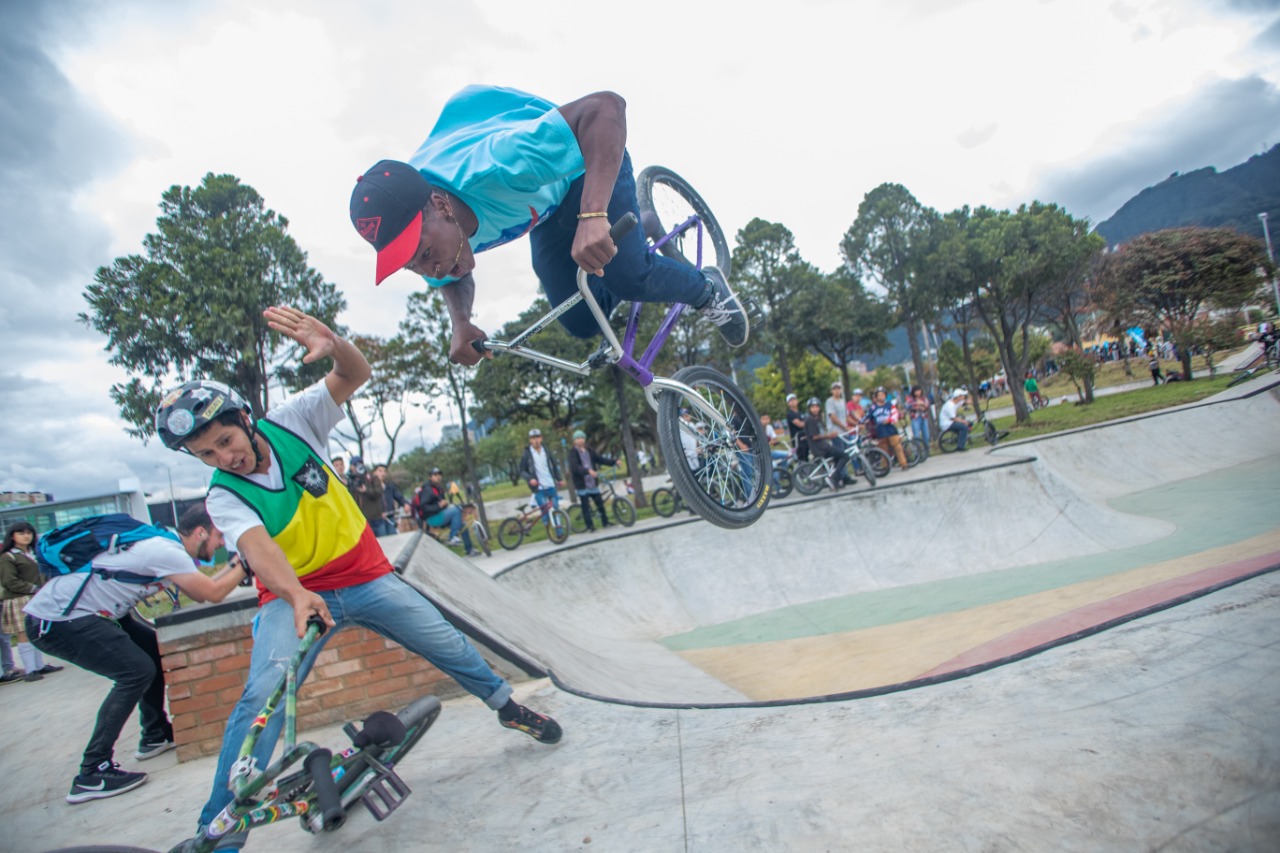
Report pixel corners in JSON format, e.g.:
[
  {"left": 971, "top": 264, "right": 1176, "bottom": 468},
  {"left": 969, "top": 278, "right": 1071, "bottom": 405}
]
[{"left": 0, "top": 484, "right": 149, "bottom": 536}]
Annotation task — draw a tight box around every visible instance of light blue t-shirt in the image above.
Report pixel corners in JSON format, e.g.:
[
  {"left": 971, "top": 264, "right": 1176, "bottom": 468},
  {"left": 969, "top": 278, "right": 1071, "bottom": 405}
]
[{"left": 409, "top": 86, "right": 585, "bottom": 287}]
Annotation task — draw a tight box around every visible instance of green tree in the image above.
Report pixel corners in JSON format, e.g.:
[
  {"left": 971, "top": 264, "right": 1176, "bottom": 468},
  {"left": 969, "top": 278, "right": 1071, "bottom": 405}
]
[
  {"left": 81, "top": 173, "right": 344, "bottom": 438},
  {"left": 1093, "top": 226, "right": 1271, "bottom": 379},
  {"left": 841, "top": 183, "right": 936, "bottom": 395},
  {"left": 749, "top": 351, "right": 839, "bottom": 419},
  {"left": 731, "top": 218, "right": 805, "bottom": 392},
  {"left": 791, "top": 268, "right": 893, "bottom": 391}
]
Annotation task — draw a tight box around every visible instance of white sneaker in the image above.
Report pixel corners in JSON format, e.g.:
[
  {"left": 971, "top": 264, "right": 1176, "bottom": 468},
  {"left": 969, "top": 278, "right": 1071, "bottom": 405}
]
[
  {"left": 446, "top": 536, "right": 463, "bottom": 546},
  {"left": 696, "top": 267, "right": 749, "bottom": 348}
]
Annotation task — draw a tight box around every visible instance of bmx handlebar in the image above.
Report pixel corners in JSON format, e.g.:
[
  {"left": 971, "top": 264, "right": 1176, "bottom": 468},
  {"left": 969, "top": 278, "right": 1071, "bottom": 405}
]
[{"left": 471, "top": 213, "right": 638, "bottom": 355}]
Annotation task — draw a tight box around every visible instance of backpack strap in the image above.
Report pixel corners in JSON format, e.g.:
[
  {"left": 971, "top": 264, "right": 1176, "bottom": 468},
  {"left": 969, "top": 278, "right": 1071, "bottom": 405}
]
[{"left": 59, "top": 567, "right": 163, "bottom": 618}]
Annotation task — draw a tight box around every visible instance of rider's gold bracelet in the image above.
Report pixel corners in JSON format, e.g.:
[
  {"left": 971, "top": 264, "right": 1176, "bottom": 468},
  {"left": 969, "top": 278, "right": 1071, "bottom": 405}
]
[{"left": 576, "top": 211, "right": 609, "bottom": 219}]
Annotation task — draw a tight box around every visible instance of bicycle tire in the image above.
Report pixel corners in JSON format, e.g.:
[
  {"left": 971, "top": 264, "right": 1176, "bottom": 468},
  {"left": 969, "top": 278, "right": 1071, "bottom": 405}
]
[
  {"left": 471, "top": 520, "right": 491, "bottom": 557},
  {"left": 651, "top": 487, "right": 678, "bottom": 517},
  {"left": 566, "top": 504, "right": 588, "bottom": 534},
  {"left": 902, "top": 438, "right": 924, "bottom": 468},
  {"left": 857, "top": 451, "right": 878, "bottom": 488},
  {"left": 657, "top": 365, "right": 772, "bottom": 529},
  {"left": 938, "top": 430, "right": 960, "bottom": 453},
  {"left": 792, "top": 460, "right": 826, "bottom": 496},
  {"left": 635, "top": 166, "right": 732, "bottom": 277},
  {"left": 865, "top": 447, "right": 892, "bottom": 479},
  {"left": 496, "top": 517, "right": 524, "bottom": 550},
  {"left": 612, "top": 498, "right": 637, "bottom": 527},
  {"left": 546, "top": 508, "right": 571, "bottom": 544}
]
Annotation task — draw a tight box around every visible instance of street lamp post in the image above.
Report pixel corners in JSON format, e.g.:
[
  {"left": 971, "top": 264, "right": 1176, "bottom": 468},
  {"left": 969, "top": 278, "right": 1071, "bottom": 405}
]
[
  {"left": 158, "top": 464, "right": 177, "bottom": 528},
  {"left": 1260, "top": 212, "right": 1279, "bottom": 318}
]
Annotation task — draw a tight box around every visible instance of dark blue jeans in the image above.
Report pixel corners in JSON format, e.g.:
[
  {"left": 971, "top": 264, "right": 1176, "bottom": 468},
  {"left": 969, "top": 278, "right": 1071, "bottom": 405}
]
[
  {"left": 529, "top": 151, "right": 708, "bottom": 339},
  {"left": 28, "top": 612, "right": 171, "bottom": 775}
]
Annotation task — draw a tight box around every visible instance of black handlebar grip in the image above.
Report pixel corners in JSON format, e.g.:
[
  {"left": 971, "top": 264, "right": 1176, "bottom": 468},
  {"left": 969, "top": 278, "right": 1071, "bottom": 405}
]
[
  {"left": 610, "top": 212, "right": 638, "bottom": 242},
  {"left": 305, "top": 614, "right": 328, "bottom": 636},
  {"left": 304, "top": 748, "right": 346, "bottom": 831},
  {"left": 471, "top": 340, "right": 488, "bottom": 353},
  {"left": 353, "top": 710, "right": 408, "bottom": 748}
]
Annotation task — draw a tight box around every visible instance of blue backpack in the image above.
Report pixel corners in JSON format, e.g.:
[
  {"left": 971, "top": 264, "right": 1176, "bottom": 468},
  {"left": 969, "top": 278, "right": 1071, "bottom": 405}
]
[{"left": 35, "top": 514, "right": 181, "bottom": 616}]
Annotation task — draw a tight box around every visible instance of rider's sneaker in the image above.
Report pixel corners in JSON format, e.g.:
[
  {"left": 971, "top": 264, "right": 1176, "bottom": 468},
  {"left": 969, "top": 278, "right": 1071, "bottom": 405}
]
[
  {"left": 135, "top": 736, "right": 177, "bottom": 760},
  {"left": 66, "top": 761, "right": 148, "bottom": 804},
  {"left": 499, "top": 704, "right": 563, "bottom": 744},
  {"left": 446, "top": 536, "right": 463, "bottom": 546},
  {"left": 696, "top": 266, "right": 749, "bottom": 348}
]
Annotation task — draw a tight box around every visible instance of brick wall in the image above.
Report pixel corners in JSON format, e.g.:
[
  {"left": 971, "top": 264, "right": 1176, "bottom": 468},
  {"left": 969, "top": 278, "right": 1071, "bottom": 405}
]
[{"left": 159, "top": 620, "right": 454, "bottom": 762}]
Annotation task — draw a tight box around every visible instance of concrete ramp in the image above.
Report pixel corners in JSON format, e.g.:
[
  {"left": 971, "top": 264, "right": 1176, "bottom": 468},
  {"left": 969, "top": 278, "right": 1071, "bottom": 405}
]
[{"left": 400, "top": 382, "right": 1280, "bottom": 707}]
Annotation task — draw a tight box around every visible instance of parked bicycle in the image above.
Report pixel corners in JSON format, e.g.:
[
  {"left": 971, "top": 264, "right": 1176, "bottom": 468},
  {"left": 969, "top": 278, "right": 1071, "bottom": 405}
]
[
  {"left": 567, "top": 466, "right": 637, "bottom": 532},
  {"left": 50, "top": 617, "right": 442, "bottom": 853},
  {"left": 938, "top": 398, "right": 1010, "bottom": 452},
  {"left": 477, "top": 167, "right": 771, "bottom": 530},
  {"left": 496, "top": 494, "right": 571, "bottom": 550}
]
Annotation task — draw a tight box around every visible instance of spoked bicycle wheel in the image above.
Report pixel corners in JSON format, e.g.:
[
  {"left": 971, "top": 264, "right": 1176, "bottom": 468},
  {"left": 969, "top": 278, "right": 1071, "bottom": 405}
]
[
  {"left": 902, "top": 438, "right": 925, "bottom": 467},
  {"left": 773, "top": 467, "right": 793, "bottom": 499},
  {"left": 636, "top": 166, "right": 732, "bottom": 276},
  {"left": 855, "top": 452, "right": 877, "bottom": 488},
  {"left": 658, "top": 366, "right": 771, "bottom": 529},
  {"left": 611, "top": 498, "right": 637, "bottom": 527},
  {"left": 792, "top": 460, "right": 826, "bottom": 496},
  {"left": 865, "top": 447, "right": 892, "bottom": 479},
  {"left": 497, "top": 518, "right": 524, "bottom": 551},
  {"left": 566, "top": 504, "right": 588, "bottom": 534},
  {"left": 546, "top": 508, "right": 571, "bottom": 545},
  {"left": 470, "top": 520, "right": 491, "bottom": 557},
  {"left": 650, "top": 487, "right": 678, "bottom": 517}
]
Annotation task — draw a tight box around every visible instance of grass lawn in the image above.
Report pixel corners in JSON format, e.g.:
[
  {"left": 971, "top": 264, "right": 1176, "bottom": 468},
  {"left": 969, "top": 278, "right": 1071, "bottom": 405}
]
[{"left": 988, "top": 374, "right": 1241, "bottom": 440}]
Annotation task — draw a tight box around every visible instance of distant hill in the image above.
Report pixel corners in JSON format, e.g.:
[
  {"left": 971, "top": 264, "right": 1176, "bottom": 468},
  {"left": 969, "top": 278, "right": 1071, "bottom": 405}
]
[{"left": 1095, "top": 145, "right": 1280, "bottom": 246}]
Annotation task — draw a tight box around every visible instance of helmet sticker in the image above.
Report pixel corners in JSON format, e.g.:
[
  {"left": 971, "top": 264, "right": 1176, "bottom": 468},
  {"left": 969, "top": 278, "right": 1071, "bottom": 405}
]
[
  {"left": 188, "top": 386, "right": 214, "bottom": 402},
  {"left": 159, "top": 388, "right": 183, "bottom": 407},
  {"left": 204, "top": 395, "right": 225, "bottom": 419},
  {"left": 167, "top": 409, "right": 195, "bottom": 436}
]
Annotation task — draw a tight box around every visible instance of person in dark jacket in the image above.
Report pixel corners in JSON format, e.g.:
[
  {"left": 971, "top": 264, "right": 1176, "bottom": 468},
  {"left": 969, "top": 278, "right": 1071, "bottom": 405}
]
[
  {"left": 1, "top": 522, "right": 62, "bottom": 682},
  {"left": 373, "top": 465, "right": 409, "bottom": 534},
  {"left": 417, "top": 469, "right": 475, "bottom": 554},
  {"left": 517, "top": 428, "right": 563, "bottom": 510},
  {"left": 567, "top": 430, "right": 616, "bottom": 532}
]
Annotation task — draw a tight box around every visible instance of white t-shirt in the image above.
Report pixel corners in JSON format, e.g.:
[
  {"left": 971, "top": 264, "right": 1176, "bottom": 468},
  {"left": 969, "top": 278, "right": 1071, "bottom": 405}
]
[
  {"left": 939, "top": 399, "right": 964, "bottom": 431},
  {"left": 825, "top": 397, "right": 845, "bottom": 429},
  {"left": 206, "top": 381, "right": 342, "bottom": 553},
  {"left": 24, "top": 536, "right": 196, "bottom": 622},
  {"left": 528, "top": 446, "right": 556, "bottom": 488}
]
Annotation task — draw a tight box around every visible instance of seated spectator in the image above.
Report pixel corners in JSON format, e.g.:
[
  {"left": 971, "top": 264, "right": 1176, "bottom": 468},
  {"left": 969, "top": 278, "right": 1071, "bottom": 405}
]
[
  {"left": 418, "top": 468, "right": 475, "bottom": 554},
  {"left": 939, "top": 388, "right": 972, "bottom": 450}
]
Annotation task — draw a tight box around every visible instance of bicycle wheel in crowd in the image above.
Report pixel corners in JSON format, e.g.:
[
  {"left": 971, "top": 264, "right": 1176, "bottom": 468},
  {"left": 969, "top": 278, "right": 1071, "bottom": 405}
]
[
  {"left": 902, "top": 438, "right": 925, "bottom": 468},
  {"left": 470, "top": 520, "right": 491, "bottom": 557},
  {"left": 612, "top": 498, "right": 637, "bottom": 527},
  {"left": 546, "top": 508, "right": 571, "bottom": 545},
  {"left": 791, "top": 460, "right": 825, "bottom": 496},
  {"left": 566, "top": 504, "right": 588, "bottom": 534},
  {"left": 496, "top": 518, "right": 524, "bottom": 551},
  {"left": 636, "top": 166, "right": 732, "bottom": 277},
  {"left": 650, "top": 487, "right": 677, "bottom": 517},
  {"left": 856, "top": 452, "right": 878, "bottom": 488},
  {"left": 938, "top": 431, "right": 960, "bottom": 453},
  {"left": 657, "top": 365, "right": 772, "bottom": 529},
  {"left": 865, "top": 447, "right": 892, "bottom": 479}
]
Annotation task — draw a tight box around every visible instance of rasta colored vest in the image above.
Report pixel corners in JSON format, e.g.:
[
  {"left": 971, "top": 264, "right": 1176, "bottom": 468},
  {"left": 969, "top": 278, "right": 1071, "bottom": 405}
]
[{"left": 209, "top": 420, "right": 383, "bottom": 584}]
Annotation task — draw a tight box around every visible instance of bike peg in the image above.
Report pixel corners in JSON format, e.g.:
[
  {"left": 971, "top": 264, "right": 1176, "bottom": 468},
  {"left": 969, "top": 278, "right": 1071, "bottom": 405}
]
[{"left": 610, "top": 212, "right": 638, "bottom": 242}]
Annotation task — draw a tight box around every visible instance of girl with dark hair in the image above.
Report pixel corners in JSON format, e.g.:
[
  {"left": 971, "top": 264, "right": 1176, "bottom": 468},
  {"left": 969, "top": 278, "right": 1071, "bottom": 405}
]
[{"left": 1, "top": 522, "right": 62, "bottom": 682}]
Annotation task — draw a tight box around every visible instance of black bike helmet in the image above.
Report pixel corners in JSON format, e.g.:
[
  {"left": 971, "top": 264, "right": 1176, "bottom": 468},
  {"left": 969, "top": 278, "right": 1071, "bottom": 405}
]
[
  {"left": 806, "top": 397, "right": 821, "bottom": 407},
  {"left": 155, "top": 380, "right": 253, "bottom": 451}
]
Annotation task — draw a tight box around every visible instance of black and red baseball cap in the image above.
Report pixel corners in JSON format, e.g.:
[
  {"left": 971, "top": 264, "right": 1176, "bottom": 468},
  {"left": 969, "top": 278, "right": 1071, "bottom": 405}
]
[{"left": 350, "top": 160, "right": 433, "bottom": 285}]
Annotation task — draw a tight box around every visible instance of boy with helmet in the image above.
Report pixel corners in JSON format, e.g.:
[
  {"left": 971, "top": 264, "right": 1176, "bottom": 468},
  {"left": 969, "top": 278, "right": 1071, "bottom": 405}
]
[
  {"left": 802, "top": 397, "right": 849, "bottom": 490},
  {"left": 156, "top": 305, "right": 561, "bottom": 847}
]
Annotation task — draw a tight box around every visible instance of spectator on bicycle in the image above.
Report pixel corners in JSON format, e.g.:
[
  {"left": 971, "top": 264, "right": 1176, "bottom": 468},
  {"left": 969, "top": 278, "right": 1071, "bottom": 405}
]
[
  {"left": 803, "top": 397, "right": 850, "bottom": 490},
  {"left": 784, "top": 393, "right": 809, "bottom": 462},
  {"left": 825, "top": 382, "right": 848, "bottom": 432},
  {"left": 846, "top": 388, "right": 867, "bottom": 431},
  {"left": 519, "top": 427, "right": 565, "bottom": 513},
  {"left": 906, "top": 386, "right": 932, "bottom": 446},
  {"left": 24, "top": 505, "right": 247, "bottom": 804},
  {"left": 155, "top": 306, "right": 561, "bottom": 847},
  {"left": 350, "top": 86, "right": 749, "bottom": 366},
  {"left": 419, "top": 468, "right": 476, "bottom": 554},
  {"left": 1024, "top": 371, "right": 1045, "bottom": 407},
  {"left": 939, "top": 388, "right": 972, "bottom": 451},
  {"left": 567, "top": 430, "right": 616, "bottom": 533},
  {"left": 759, "top": 413, "right": 790, "bottom": 465},
  {"left": 864, "top": 388, "right": 909, "bottom": 469}
]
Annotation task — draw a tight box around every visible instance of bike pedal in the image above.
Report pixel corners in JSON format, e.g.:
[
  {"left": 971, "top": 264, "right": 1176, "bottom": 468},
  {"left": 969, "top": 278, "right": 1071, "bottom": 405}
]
[
  {"left": 360, "top": 769, "right": 412, "bottom": 821},
  {"left": 587, "top": 339, "right": 616, "bottom": 370}
]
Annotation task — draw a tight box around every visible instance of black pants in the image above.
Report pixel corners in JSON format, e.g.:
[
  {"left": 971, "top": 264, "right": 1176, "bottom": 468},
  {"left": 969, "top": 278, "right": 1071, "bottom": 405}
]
[
  {"left": 27, "top": 612, "right": 172, "bottom": 775},
  {"left": 579, "top": 491, "right": 609, "bottom": 530}
]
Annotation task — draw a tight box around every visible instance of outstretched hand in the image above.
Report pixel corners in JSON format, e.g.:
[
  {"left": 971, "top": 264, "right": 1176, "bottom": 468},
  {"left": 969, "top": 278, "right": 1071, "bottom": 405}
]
[{"left": 264, "top": 306, "right": 336, "bottom": 364}]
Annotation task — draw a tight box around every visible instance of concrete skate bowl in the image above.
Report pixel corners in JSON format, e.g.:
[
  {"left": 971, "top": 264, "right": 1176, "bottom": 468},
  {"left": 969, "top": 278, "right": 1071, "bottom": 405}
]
[{"left": 400, "top": 383, "right": 1280, "bottom": 708}]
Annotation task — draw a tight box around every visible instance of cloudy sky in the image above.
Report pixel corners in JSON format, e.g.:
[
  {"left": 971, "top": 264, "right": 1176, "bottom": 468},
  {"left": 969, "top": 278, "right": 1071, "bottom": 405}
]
[{"left": 2, "top": 0, "right": 1278, "bottom": 504}]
